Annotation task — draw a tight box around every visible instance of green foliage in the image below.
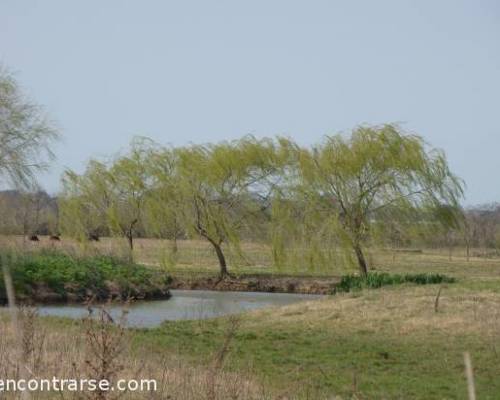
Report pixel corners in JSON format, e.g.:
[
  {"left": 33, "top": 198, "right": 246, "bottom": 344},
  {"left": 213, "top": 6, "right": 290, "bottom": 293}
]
[
  {"left": 167, "top": 136, "right": 282, "bottom": 275},
  {"left": 59, "top": 126, "right": 465, "bottom": 277},
  {"left": 60, "top": 138, "right": 154, "bottom": 251},
  {"left": 275, "top": 124, "right": 464, "bottom": 276},
  {"left": 336, "top": 272, "right": 456, "bottom": 293},
  {"left": 270, "top": 195, "right": 355, "bottom": 273},
  {"left": 106, "top": 138, "right": 152, "bottom": 246},
  {"left": 143, "top": 145, "right": 182, "bottom": 243},
  {"left": 59, "top": 160, "right": 112, "bottom": 240},
  {"left": 0, "top": 250, "right": 171, "bottom": 302}
]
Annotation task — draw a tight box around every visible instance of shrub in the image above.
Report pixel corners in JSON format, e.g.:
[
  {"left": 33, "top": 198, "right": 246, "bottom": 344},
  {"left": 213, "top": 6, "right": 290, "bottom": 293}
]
[
  {"left": 336, "top": 272, "right": 455, "bottom": 293},
  {"left": 0, "top": 250, "right": 171, "bottom": 303}
]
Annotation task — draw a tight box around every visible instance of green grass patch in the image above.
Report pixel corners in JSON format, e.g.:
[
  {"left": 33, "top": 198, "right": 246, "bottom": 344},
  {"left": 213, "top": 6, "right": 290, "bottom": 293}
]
[
  {"left": 131, "top": 314, "right": 499, "bottom": 399},
  {"left": 336, "top": 272, "right": 456, "bottom": 293},
  {"left": 0, "top": 250, "right": 171, "bottom": 303}
]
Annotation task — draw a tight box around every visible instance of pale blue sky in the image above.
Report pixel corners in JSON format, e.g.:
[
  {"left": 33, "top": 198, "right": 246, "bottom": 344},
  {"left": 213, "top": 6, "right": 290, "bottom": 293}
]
[{"left": 0, "top": 0, "right": 499, "bottom": 204}]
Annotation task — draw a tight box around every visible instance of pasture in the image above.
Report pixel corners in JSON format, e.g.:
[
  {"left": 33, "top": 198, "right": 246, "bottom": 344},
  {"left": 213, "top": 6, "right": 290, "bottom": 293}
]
[
  {"left": 1, "top": 236, "right": 499, "bottom": 398},
  {"left": 4, "top": 234, "right": 500, "bottom": 279}
]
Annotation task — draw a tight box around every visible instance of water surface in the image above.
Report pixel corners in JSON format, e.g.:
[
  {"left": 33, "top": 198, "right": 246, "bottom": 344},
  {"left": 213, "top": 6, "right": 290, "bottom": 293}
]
[{"left": 37, "top": 289, "right": 322, "bottom": 328}]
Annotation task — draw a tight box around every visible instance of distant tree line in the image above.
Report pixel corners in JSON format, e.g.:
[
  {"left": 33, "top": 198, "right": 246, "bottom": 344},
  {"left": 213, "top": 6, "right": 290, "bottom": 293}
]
[{"left": 0, "top": 190, "right": 57, "bottom": 236}]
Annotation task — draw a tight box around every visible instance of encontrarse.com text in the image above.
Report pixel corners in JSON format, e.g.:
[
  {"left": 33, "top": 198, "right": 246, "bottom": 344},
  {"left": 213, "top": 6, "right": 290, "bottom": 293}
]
[{"left": 0, "top": 378, "right": 157, "bottom": 392}]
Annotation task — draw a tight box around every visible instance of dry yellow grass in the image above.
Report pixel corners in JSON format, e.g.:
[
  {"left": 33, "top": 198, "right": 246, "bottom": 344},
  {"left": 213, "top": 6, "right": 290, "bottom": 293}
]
[
  {"left": 0, "top": 308, "right": 266, "bottom": 400},
  {"left": 247, "top": 284, "right": 500, "bottom": 339}
]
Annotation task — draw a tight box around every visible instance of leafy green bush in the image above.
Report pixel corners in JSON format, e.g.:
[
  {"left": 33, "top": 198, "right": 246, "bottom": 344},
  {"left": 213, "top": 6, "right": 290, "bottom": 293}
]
[
  {"left": 336, "top": 272, "right": 455, "bottom": 293},
  {"left": 0, "top": 250, "right": 171, "bottom": 303}
]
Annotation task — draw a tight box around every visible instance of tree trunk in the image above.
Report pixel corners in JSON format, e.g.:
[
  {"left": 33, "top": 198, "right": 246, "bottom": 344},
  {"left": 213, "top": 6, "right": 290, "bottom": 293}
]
[
  {"left": 127, "top": 232, "right": 133, "bottom": 250},
  {"left": 126, "top": 219, "right": 138, "bottom": 252},
  {"left": 209, "top": 240, "right": 228, "bottom": 277},
  {"left": 353, "top": 243, "right": 368, "bottom": 277}
]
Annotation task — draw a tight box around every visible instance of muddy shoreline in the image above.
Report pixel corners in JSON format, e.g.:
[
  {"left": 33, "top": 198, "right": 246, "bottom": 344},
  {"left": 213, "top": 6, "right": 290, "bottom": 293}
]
[
  {"left": 169, "top": 275, "right": 339, "bottom": 295},
  {"left": 2, "top": 276, "right": 337, "bottom": 305},
  {"left": 1, "top": 288, "right": 172, "bottom": 305}
]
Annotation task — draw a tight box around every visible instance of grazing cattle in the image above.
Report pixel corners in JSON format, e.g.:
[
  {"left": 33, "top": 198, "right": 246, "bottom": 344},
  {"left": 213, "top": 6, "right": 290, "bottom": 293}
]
[
  {"left": 29, "top": 235, "right": 39, "bottom": 241},
  {"left": 88, "top": 234, "right": 100, "bottom": 242},
  {"left": 49, "top": 235, "right": 61, "bottom": 241}
]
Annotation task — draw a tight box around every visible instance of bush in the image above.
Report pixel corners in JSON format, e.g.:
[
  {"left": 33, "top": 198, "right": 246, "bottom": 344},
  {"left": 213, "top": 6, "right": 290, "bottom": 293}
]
[
  {"left": 336, "top": 272, "right": 455, "bottom": 293},
  {"left": 0, "top": 250, "right": 171, "bottom": 303}
]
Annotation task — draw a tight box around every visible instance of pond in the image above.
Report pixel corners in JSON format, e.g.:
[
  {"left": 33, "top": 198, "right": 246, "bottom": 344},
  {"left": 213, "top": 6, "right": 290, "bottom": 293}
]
[{"left": 37, "top": 289, "right": 323, "bottom": 328}]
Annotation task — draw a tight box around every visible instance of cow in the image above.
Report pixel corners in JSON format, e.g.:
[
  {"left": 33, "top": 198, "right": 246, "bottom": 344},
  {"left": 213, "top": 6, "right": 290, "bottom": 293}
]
[
  {"left": 88, "top": 233, "right": 100, "bottom": 242},
  {"left": 29, "top": 235, "right": 39, "bottom": 241},
  {"left": 49, "top": 235, "right": 61, "bottom": 241}
]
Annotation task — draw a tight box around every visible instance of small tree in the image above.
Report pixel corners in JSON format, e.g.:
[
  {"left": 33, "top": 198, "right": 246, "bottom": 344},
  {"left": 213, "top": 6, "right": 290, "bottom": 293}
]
[
  {"left": 60, "top": 160, "right": 112, "bottom": 241},
  {"left": 106, "top": 139, "right": 151, "bottom": 251},
  {"left": 61, "top": 140, "right": 151, "bottom": 253},
  {"left": 290, "top": 124, "right": 463, "bottom": 276}
]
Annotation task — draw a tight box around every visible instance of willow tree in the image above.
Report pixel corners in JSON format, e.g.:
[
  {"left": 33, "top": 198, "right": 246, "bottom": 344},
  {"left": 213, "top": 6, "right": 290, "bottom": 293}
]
[
  {"left": 61, "top": 139, "right": 151, "bottom": 252},
  {"left": 0, "top": 66, "right": 58, "bottom": 189},
  {"left": 0, "top": 66, "right": 58, "bottom": 350},
  {"left": 176, "top": 137, "right": 278, "bottom": 277},
  {"left": 289, "top": 124, "right": 463, "bottom": 276},
  {"left": 106, "top": 139, "right": 151, "bottom": 251},
  {"left": 0, "top": 67, "right": 59, "bottom": 241},
  {"left": 60, "top": 160, "right": 112, "bottom": 241},
  {"left": 143, "top": 145, "right": 183, "bottom": 257}
]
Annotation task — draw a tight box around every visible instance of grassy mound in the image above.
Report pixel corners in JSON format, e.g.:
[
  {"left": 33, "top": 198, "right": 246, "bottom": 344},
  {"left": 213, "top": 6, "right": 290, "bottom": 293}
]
[
  {"left": 0, "top": 250, "right": 171, "bottom": 303},
  {"left": 336, "top": 272, "right": 455, "bottom": 293}
]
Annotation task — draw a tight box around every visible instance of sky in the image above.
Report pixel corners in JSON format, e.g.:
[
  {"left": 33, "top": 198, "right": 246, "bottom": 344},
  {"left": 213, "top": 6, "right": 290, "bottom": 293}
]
[{"left": 0, "top": 0, "right": 499, "bottom": 204}]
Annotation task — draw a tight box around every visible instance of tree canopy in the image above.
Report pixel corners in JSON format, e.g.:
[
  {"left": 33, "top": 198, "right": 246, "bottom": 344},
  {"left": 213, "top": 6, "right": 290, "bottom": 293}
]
[
  {"left": 285, "top": 124, "right": 464, "bottom": 275},
  {"left": 0, "top": 66, "right": 58, "bottom": 189},
  {"left": 60, "top": 126, "right": 464, "bottom": 277}
]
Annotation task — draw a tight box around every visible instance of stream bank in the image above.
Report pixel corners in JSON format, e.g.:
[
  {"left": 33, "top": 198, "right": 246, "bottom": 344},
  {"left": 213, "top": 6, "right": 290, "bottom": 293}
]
[{"left": 169, "top": 274, "right": 339, "bottom": 295}]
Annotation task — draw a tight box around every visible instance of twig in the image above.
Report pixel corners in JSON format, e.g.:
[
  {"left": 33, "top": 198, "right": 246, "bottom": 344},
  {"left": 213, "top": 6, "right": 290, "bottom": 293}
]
[{"left": 434, "top": 286, "right": 442, "bottom": 313}]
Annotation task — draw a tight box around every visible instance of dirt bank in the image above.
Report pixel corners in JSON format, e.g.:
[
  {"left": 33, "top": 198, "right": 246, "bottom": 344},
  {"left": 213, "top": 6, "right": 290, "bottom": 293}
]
[
  {"left": 1, "top": 285, "right": 171, "bottom": 305},
  {"left": 169, "top": 274, "right": 339, "bottom": 295}
]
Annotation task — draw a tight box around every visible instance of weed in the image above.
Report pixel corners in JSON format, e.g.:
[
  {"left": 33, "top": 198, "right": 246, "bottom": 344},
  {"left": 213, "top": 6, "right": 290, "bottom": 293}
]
[{"left": 336, "top": 272, "right": 455, "bottom": 293}]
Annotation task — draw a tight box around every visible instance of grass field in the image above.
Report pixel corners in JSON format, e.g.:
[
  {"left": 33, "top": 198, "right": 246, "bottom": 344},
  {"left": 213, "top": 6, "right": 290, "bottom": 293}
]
[
  {"left": 3, "top": 234, "right": 500, "bottom": 279},
  {"left": 15, "top": 274, "right": 500, "bottom": 399},
  {"left": 1, "top": 236, "right": 500, "bottom": 398},
  {"left": 137, "top": 284, "right": 500, "bottom": 399}
]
